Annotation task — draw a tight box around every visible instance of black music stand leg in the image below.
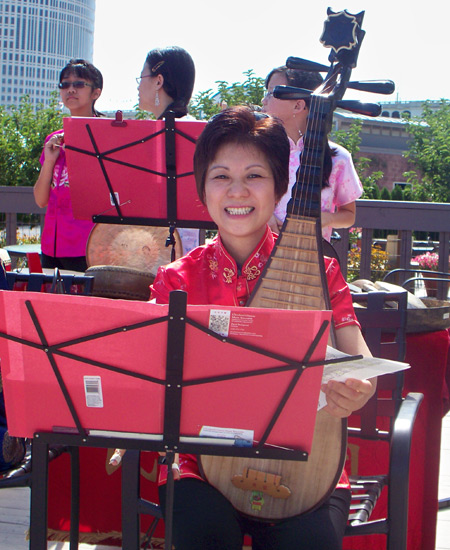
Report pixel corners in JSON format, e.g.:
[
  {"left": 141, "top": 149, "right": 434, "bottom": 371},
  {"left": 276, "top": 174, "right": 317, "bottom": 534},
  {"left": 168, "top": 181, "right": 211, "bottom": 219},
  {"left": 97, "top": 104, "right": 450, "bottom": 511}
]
[
  {"left": 69, "top": 446, "right": 80, "bottom": 550},
  {"left": 164, "top": 451, "right": 175, "bottom": 550},
  {"left": 29, "top": 436, "right": 49, "bottom": 550},
  {"left": 122, "top": 449, "right": 141, "bottom": 550}
]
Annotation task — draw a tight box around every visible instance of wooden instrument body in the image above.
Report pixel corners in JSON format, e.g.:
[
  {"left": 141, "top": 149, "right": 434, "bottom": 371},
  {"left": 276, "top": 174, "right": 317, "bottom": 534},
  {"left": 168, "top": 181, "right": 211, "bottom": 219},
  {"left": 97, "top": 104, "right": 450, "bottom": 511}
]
[
  {"left": 200, "top": 409, "right": 345, "bottom": 521},
  {"left": 199, "top": 216, "right": 347, "bottom": 520}
]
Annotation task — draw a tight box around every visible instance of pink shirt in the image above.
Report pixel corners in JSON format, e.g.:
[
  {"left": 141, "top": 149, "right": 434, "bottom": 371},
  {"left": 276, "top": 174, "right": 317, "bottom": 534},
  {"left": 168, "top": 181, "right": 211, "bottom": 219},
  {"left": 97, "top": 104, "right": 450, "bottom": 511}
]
[
  {"left": 40, "top": 130, "right": 94, "bottom": 258},
  {"left": 151, "top": 226, "right": 357, "bottom": 488},
  {"left": 274, "top": 138, "right": 363, "bottom": 242}
]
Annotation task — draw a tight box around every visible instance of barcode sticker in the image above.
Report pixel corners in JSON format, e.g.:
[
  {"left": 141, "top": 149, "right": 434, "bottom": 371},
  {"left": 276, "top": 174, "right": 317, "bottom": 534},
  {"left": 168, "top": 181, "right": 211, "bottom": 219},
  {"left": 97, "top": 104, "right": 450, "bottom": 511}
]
[
  {"left": 209, "top": 309, "right": 231, "bottom": 337},
  {"left": 84, "top": 376, "right": 104, "bottom": 408}
]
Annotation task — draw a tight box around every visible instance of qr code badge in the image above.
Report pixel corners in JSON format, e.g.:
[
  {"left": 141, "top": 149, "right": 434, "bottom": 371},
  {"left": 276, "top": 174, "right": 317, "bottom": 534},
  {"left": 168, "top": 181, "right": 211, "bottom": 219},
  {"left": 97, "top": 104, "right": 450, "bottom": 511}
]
[{"left": 209, "top": 309, "right": 231, "bottom": 337}]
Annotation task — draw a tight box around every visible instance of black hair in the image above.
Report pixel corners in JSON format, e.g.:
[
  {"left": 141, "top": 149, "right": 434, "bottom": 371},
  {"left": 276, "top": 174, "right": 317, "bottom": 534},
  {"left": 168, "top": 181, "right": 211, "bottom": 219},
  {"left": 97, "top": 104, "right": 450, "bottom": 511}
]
[
  {"left": 194, "top": 106, "right": 289, "bottom": 204},
  {"left": 59, "top": 58, "right": 103, "bottom": 116},
  {"left": 145, "top": 46, "right": 195, "bottom": 119},
  {"left": 265, "top": 66, "right": 323, "bottom": 108}
]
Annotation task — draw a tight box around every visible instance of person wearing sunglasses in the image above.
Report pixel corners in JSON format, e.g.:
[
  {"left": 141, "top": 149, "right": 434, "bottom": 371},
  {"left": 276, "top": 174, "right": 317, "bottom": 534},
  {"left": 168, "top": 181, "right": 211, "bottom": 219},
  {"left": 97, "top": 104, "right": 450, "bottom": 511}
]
[
  {"left": 33, "top": 58, "right": 103, "bottom": 272},
  {"left": 262, "top": 66, "right": 363, "bottom": 242}
]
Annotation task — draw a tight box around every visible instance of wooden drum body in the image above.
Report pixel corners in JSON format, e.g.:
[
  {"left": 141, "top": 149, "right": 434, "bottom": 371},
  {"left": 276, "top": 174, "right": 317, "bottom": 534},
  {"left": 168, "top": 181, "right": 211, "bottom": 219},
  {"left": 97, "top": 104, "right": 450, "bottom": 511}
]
[{"left": 86, "top": 224, "right": 182, "bottom": 301}]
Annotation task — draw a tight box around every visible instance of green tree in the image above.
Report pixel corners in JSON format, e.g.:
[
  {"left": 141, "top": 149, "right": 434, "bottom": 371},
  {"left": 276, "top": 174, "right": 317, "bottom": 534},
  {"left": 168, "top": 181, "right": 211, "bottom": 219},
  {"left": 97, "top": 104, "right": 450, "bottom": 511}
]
[
  {"left": 391, "top": 184, "right": 404, "bottom": 201},
  {"left": 380, "top": 186, "right": 391, "bottom": 201},
  {"left": 403, "top": 99, "right": 450, "bottom": 202},
  {"left": 134, "top": 104, "right": 153, "bottom": 120},
  {"left": 331, "top": 119, "right": 384, "bottom": 196},
  {"left": 0, "top": 93, "right": 63, "bottom": 187},
  {"left": 403, "top": 185, "right": 413, "bottom": 201},
  {"left": 189, "top": 70, "right": 265, "bottom": 120},
  {"left": 365, "top": 184, "right": 380, "bottom": 200}
]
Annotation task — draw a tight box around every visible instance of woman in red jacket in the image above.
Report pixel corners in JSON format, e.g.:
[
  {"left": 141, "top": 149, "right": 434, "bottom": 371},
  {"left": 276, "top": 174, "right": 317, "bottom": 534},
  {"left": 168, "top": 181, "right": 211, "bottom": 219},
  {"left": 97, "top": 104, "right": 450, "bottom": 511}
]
[{"left": 150, "top": 106, "right": 375, "bottom": 550}]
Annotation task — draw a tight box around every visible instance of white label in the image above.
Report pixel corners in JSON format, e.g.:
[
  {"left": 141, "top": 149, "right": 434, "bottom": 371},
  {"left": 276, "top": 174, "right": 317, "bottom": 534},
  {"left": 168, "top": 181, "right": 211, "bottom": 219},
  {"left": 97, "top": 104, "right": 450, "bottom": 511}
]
[
  {"left": 199, "top": 425, "right": 254, "bottom": 443},
  {"left": 209, "top": 309, "right": 231, "bottom": 337},
  {"left": 84, "top": 376, "right": 104, "bottom": 408},
  {"left": 110, "top": 192, "right": 119, "bottom": 206}
]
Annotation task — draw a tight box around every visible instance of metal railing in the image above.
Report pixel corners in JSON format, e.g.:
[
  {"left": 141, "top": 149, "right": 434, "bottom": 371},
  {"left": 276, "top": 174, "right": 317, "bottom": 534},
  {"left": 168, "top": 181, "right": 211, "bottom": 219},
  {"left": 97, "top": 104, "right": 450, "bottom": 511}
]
[
  {"left": 1, "top": 187, "right": 449, "bottom": 299},
  {"left": 0, "top": 186, "right": 45, "bottom": 246},
  {"left": 333, "top": 200, "right": 450, "bottom": 300}
]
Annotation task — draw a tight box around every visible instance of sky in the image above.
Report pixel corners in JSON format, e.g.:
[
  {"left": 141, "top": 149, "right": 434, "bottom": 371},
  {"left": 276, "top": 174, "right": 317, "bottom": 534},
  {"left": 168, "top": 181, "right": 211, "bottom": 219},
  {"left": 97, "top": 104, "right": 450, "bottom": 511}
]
[{"left": 92, "top": 0, "right": 450, "bottom": 113}]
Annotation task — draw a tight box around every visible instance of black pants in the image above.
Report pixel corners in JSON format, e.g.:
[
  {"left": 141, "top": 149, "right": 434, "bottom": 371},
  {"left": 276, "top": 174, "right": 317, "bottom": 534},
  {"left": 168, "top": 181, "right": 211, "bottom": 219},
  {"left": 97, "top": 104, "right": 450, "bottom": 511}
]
[
  {"left": 41, "top": 253, "right": 87, "bottom": 272},
  {"left": 159, "top": 478, "right": 350, "bottom": 550}
]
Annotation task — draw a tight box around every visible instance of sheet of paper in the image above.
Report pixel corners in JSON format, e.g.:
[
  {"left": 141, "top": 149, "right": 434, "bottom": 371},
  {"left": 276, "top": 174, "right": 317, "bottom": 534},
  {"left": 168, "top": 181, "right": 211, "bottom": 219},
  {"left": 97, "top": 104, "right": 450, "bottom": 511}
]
[{"left": 317, "top": 346, "right": 410, "bottom": 410}]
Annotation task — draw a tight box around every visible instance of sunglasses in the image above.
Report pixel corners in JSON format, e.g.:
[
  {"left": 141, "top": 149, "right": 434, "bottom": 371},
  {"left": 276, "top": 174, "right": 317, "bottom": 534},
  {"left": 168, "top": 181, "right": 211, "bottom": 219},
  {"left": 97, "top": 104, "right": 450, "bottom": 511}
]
[{"left": 58, "top": 81, "right": 93, "bottom": 90}]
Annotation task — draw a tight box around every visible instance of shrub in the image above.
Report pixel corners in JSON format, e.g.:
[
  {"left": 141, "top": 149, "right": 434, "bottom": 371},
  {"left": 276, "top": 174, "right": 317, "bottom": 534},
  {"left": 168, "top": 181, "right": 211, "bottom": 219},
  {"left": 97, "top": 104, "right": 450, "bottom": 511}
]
[{"left": 347, "top": 244, "right": 390, "bottom": 282}]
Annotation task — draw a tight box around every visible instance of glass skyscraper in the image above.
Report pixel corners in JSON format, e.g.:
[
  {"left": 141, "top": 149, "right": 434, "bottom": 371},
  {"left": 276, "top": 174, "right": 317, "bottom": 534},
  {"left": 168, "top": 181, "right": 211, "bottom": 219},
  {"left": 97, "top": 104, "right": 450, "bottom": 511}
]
[{"left": 0, "top": 0, "right": 95, "bottom": 107}]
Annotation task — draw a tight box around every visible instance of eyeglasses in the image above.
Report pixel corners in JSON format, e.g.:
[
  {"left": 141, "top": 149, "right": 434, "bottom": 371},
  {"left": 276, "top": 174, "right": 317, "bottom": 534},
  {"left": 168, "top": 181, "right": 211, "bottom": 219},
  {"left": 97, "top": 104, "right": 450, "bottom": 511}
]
[
  {"left": 264, "top": 90, "right": 274, "bottom": 99},
  {"left": 253, "top": 111, "right": 269, "bottom": 120},
  {"left": 58, "top": 81, "right": 93, "bottom": 90},
  {"left": 136, "top": 74, "right": 152, "bottom": 84}
]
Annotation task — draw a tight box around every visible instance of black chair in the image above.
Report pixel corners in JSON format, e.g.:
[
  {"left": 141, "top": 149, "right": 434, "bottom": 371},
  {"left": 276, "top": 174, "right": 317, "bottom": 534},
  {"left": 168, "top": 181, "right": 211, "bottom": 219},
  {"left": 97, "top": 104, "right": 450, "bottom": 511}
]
[
  {"left": 345, "top": 290, "right": 423, "bottom": 550},
  {"left": 2, "top": 269, "right": 94, "bottom": 295},
  {"left": 383, "top": 268, "right": 450, "bottom": 300},
  {"left": 322, "top": 237, "right": 341, "bottom": 265}
]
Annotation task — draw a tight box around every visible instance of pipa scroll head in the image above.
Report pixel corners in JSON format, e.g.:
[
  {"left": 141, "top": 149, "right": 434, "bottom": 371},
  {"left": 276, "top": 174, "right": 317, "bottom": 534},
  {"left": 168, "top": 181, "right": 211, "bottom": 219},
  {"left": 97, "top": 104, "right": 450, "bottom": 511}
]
[{"left": 320, "top": 9, "right": 365, "bottom": 68}]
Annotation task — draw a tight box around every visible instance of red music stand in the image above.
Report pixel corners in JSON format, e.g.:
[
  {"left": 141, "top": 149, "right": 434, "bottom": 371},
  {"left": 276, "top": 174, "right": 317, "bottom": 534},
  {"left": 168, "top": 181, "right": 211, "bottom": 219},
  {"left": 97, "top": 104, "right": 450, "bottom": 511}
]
[
  {"left": 64, "top": 111, "right": 215, "bottom": 229},
  {"left": 0, "top": 289, "right": 358, "bottom": 549}
]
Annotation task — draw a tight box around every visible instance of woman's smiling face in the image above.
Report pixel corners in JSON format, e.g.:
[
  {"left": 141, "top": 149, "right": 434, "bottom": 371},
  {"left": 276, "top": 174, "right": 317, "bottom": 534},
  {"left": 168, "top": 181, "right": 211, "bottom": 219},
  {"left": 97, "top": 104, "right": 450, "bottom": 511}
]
[{"left": 204, "top": 142, "right": 277, "bottom": 262}]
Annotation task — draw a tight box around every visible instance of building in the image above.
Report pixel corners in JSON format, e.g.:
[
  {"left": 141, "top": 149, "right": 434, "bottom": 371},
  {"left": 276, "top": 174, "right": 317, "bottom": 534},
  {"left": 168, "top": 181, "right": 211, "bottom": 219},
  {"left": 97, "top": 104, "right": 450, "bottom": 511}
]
[
  {"left": 333, "top": 110, "right": 412, "bottom": 189},
  {"left": 334, "top": 99, "right": 449, "bottom": 190},
  {"left": 0, "top": 0, "right": 96, "bottom": 108},
  {"left": 379, "top": 99, "right": 443, "bottom": 119}
]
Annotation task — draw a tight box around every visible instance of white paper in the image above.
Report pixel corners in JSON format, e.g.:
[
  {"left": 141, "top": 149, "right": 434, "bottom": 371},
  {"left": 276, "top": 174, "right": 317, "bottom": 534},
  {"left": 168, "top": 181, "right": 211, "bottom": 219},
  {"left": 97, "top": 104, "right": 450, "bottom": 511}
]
[
  {"left": 317, "top": 346, "right": 410, "bottom": 410},
  {"left": 199, "top": 425, "right": 254, "bottom": 443}
]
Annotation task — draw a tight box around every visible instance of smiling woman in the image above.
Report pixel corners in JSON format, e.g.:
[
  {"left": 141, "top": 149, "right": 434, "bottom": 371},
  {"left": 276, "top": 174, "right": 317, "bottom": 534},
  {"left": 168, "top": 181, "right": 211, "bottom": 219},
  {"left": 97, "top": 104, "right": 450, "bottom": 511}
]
[
  {"left": 33, "top": 59, "right": 103, "bottom": 272},
  {"left": 149, "top": 106, "right": 375, "bottom": 550}
]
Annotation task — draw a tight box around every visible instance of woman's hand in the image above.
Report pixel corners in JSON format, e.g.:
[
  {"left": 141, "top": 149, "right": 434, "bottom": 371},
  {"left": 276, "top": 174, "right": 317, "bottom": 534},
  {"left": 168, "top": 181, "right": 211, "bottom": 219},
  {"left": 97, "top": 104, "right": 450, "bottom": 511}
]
[
  {"left": 322, "top": 377, "right": 376, "bottom": 418},
  {"left": 158, "top": 451, "right": 181, "bottom": 480},
  {"left": 43, "top": 133, "right": 64, "bottom": 163},
  {"left": 34, "top": 133, "right": 64, "bottom": 208}
]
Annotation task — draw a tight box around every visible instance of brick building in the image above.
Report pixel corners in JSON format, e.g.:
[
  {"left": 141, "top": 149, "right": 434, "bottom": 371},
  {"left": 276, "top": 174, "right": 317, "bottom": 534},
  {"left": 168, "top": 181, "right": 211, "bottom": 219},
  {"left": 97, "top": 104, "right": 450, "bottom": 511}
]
[
  {"left": 333, "top": 100, "right": 445, "bottom": 190},
  {"left": 333, "top": 110, "right": 412, "bottom": 190}
]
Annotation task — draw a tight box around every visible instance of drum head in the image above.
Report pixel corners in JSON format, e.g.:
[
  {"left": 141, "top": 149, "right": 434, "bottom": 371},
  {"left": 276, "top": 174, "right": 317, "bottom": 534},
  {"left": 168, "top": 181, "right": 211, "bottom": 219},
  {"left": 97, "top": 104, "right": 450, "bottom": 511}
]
[{"left": 86, "top": 224, "right": 182, "bottom": 273}]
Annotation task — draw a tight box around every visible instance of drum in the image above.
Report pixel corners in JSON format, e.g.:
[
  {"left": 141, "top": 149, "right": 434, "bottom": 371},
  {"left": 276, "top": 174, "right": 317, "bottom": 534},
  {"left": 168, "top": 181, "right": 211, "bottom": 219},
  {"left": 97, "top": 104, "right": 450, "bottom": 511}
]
[{"left": 85, "top": 224, "right": 182, "bottom": 301}]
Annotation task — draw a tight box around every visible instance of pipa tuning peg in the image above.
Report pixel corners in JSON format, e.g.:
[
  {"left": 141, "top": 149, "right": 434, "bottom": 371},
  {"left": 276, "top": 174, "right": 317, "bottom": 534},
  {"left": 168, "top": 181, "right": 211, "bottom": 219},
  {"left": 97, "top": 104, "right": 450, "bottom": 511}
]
[
  {"left": 273, "top": 85, "right": 312, "bottom": 100},
  {"left": 347, "top": 80, "right": 395, "bottom": 95},
  {"left": 336, "top": 100, "right": 382, "bottom": 117},
  {"left": 286, "top": 56, "right": 329, "bottom": 73}
]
